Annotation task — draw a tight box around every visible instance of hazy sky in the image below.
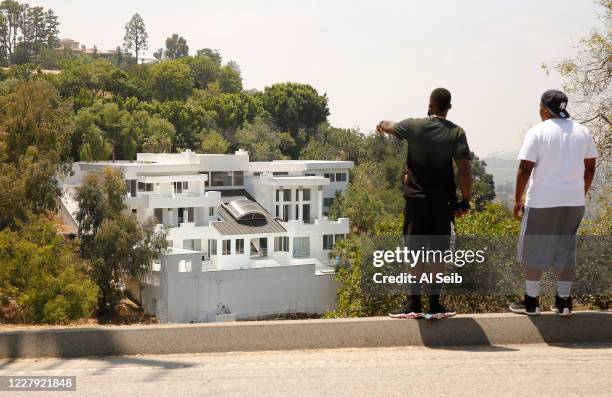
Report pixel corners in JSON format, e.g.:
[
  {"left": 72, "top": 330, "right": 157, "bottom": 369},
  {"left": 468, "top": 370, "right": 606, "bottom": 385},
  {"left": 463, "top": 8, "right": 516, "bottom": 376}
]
[{"left": 35, "top": 1, "right": 604, "bottom": 157}]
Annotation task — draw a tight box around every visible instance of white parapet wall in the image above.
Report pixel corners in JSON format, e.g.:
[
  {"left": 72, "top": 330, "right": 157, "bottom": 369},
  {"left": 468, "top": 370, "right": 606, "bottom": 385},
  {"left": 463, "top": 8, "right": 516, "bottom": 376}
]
[{"left": 141, "top": 251, "right": 337, "bottom": 323}]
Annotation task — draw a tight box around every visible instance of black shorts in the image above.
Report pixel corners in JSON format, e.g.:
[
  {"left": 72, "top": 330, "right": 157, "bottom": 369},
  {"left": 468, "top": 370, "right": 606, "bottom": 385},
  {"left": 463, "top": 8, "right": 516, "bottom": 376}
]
[{"left": 403, "top": 196, "right": 453, "bottom": 251}]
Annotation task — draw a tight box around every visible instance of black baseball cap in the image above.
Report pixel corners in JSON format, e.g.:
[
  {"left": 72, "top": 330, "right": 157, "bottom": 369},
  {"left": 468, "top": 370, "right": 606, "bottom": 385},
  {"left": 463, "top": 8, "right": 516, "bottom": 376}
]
[{"left": 541, "top": 90, "right": 570, "bottom": 119}]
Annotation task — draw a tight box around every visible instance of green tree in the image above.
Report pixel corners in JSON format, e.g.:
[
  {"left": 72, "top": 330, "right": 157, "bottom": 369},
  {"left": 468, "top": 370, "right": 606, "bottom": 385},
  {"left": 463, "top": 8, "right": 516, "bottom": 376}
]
[
  {"left": 0, "top": 2, "right": 59, "bottom": 65},
  {"left": 123, "top": 13, "right": 148, "bottom": 64},
  {"left": 153, "top": 47, "right": 163, "bottom": 60},
  {"left": 0, "top": 80, "right": 72, "bottom": 164},
  {"left": 43, "top": 8, "right": 59, "bottom": 48},
  {"left": 0, "top": 160, "right": 27, "bottom": 228},
  {"left": 137, "top": 98, "right": 215, "bottom": 150},
  {"left": 164, "top": 33, "right": 188, "bottom": 59},
  {"left": 0, "top": 217, "right": 99, "bottom": 324},
  {"left": 234, "top": 116, "right": 292, "bottom": 161},
  {"left": 199, "top": 130, "right": 230, "bottom": 154},
  {"left": 219, "top": 61, "right": 242, "bottom": 93},
  {"left": 0, "top": 80, "right": 73, "bottom": 223},
  {"left": 73, "top": 102, "right": 137, "bottom": 161},
  {"left": 142, "top": 115, "right": 175, "bottom": 153},
  {"left": 200, "top": 91, "right": 263, "bottom": 132},
  {"left": 196, "top": 48, "right": 221, "bottom": 65},
  {"left": 329, "top": 162, "right": 402, "bottom": 233},
  {"left": 186, "top": 54, "right": 221, "bottom": 89},
  {"left": 79, "top": 124, "right": 112, "bottom": 161},
  {"left": 551, "top": 0, "right": 611, "bottom": 167},
  {"left": 75, "top": 167, "right": 167, "bottom": 315},
  {"left": 53, "top": 58, "right": 136, "bottom": 108},
  {"left": 0, "top": 0, "right": 23, "bottom": 63},
  {"left": 468, "top": 155, "right": 496, "bottom": 210},
  {"left": 149, "top": 59, "right": 194, "bottom": 101},
  {"left": 300, "top": 124, "right": 366, "bottom": 162},
  {"left": 259, "top": 82, "right": 330, "bottom": 156}
]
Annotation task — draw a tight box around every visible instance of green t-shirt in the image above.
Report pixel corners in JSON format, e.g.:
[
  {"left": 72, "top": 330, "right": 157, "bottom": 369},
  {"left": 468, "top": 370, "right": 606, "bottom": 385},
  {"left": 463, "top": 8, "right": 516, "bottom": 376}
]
[{"left": 393, "top": 117, "right": 471, "bottom": 200}]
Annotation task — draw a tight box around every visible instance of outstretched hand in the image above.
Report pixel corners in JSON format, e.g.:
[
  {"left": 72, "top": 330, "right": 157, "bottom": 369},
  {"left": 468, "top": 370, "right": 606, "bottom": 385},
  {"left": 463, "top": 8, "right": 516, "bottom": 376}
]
[{"left": 376, "top": 120, "right": 395, "bottom": 136}]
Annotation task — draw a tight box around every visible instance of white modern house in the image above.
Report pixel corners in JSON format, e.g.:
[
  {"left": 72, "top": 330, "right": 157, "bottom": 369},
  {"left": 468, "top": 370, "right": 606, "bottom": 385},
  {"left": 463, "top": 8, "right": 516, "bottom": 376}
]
[{"left": 60, "top": 150, "right": 353, "bottom": 323}]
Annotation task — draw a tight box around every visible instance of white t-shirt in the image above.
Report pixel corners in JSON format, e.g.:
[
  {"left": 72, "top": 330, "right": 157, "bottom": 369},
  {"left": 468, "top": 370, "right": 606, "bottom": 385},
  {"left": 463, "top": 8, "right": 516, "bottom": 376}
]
[{"left": 518, "top": 118, "right": 598, "bottom": 208}]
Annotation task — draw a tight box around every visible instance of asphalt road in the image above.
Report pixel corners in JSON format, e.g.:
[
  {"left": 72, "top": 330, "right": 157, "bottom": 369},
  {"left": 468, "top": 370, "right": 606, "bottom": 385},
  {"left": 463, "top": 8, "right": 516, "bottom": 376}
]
[{"left": 0, "top": 344, "right": 610, "bottom": 397}]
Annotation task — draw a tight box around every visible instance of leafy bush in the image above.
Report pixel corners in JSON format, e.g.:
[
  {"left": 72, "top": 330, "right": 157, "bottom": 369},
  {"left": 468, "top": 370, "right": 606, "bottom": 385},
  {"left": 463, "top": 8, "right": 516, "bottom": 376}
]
[
  {"left": 0, "top": 218, "right": 98, "bottom": 324},
  {"left": 328, "top": 203, "right": 609, "bottom": 317}
]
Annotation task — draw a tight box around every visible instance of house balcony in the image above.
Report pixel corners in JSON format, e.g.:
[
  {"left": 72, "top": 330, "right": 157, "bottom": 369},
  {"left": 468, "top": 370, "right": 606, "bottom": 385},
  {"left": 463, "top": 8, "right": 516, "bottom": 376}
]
[
  {"left": 131, "top": 191, "right": 222, "bottom": 209},
  {"left": 283, "top": 218, "right": 350, "bottom": 235}
]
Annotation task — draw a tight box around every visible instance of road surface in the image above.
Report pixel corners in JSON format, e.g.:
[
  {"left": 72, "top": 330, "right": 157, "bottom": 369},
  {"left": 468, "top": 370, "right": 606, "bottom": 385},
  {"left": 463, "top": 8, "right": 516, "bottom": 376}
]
[{"left": 0, "top": 344, "right": 610, "bottom": 396}]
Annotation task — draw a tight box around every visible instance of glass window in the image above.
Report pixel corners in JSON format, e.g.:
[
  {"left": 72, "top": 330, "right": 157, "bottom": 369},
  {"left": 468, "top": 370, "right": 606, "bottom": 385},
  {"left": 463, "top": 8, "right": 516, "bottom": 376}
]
[
  {"left": 138, "top": 182, "right": 153, "bottom": 192},
  {"left": 208, "top": 239, "right": 217, "bottom": 255},
  {"left": 236, "top": 239, "right": 244, "bottom": 254},
  {"left": 293, "top": 237, "right": 310, "bottom": 258},
  {"left": 335, "top": 234, "right": 345, "bottom": 242},
  {"left": 222, "top": 239, "right": 231, "bottom": 255},
  {"left": 173, "top": 181, "right": 187, "bottom": 193},
  {"left": 126, "top": 180, "right": 137, "bottom": 197},
  {"left": 302, "top": 189, "right": 310, "bottom": 201},
  {"left": 323, "top": 234, "right": 334, "bottom": 250},
  {"left": 233, "top": 171, "right": 244, "bottom": 186},
  {"left": 211, "top": 171, "right": 232, "bottom": 186},
  {"left": 209, "top": 207, "right": 214, "bottom": 216},
  {"left": 283, "top": 189, "right": 291, "bottom": 201},
  {"left": 273, "top": 172, "right": 289, "bottom": 176},
  {"left": 183, "top": 239, "right": 201, "bottom": 251},
  {"left": 275, "top": 205, "right": 279, "bottom": 218},
  {"left": 324, "top": 173, "right": 335, "bottom": 182},
  {"left": 305, "top": 173, "right": 316, "bottom": 176},
  {"left": 274, "top": 236, "right": 289, "bottom": 252},
  {"left": 282, "top": 204, "right": 290, "bottom": 222},
  {"left": 154, "top": 208, "right": 163, "bottom": 224},
  {"left": 323, "top": 198, "right": 334, "bottom": 207},
  {"left": 302, "top": 204, "right": 311, "bottom": 223}
]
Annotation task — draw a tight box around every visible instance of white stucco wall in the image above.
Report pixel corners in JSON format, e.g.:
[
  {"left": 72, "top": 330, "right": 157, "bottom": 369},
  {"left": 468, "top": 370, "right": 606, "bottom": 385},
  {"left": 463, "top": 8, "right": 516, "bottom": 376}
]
[{"left": 142, "top": 253, "right": 337, "bottom": 323}]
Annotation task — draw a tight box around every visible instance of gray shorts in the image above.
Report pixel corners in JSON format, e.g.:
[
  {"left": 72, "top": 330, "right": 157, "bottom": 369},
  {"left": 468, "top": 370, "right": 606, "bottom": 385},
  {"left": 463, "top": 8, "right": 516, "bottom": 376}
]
[{"left": 517, "top": 206, "right": 585, "bottom": 269}]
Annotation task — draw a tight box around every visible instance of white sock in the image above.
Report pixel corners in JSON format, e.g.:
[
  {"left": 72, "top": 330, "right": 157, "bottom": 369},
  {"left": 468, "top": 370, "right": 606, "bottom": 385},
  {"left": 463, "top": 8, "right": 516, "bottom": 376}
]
[
  {"left": 557, "top": 281, "right": 572, "bottom": 298},
  {"left": 525, "top": 280, "right": 540, "bottom": 298}
]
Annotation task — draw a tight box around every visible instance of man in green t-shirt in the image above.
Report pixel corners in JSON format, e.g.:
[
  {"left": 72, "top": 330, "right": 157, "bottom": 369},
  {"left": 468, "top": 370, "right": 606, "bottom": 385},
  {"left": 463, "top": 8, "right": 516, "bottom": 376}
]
[{"left": 376, "top": 88, "right": 473, "bottom": 319}]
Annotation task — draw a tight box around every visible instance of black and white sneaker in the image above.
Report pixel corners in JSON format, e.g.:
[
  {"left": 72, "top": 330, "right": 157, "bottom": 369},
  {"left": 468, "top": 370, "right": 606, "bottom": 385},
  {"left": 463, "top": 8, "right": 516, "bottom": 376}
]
[
  {"left": 389, "top": 301, "right": 423, "bottom": 319},
  {"left": 552, "top": 295, "right": 572, "bottom": 316},
  {"left": 426, "top": 302, "right": 457, "bottom": 319},
  {"left": 509, "top": 295, "right": 540, "bottom": 316}
]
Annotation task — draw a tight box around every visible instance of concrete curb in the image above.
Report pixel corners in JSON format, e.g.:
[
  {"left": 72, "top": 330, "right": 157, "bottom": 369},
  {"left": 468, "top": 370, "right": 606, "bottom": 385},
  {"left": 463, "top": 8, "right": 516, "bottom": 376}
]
[{"left": 1, "top": 312, "right": 610, "bottom": 358}]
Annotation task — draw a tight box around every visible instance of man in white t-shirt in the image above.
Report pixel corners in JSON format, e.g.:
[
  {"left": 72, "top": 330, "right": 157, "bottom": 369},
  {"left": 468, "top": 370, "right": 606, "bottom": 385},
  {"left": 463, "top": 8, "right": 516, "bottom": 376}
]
[{"left": 509, "top": 90, "right": 598, "bottom": 316}]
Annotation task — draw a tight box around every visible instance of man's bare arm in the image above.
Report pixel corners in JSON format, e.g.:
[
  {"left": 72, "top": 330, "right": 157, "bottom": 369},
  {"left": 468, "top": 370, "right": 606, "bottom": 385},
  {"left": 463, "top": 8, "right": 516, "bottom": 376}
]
[
  {"left": 584, "top": 158, "right": 596, "bottom": 195},
  {"left": 455, "top": 159, "right": 472, "bottom": 217},
  {"left": 514, "top": 160, "right": 535, "bottom": 219},
  {"left": 376, "top": 121, "right": 397, "bottom": 136}
]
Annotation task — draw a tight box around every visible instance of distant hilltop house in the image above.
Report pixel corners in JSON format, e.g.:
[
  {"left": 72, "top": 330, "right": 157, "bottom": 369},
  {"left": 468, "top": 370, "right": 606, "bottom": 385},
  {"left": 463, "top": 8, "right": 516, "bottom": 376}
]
[
  {"left": 58, "top": 38, "right": 117, "bottom": 60},
  {"left": 60, "top": 150, "right": 353, "bottom": 323}
]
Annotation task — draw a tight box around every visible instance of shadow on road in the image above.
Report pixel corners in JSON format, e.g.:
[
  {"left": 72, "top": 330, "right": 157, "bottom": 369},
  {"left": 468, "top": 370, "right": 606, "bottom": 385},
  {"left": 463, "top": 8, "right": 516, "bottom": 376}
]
[
  {"left": 527, "top": 311, "right": 612, "bottom": 348},
  {"left": 0, "top": 327, "right": 197, "bottom": 375},
  {"left": 416, "top": 317, "right": 518, "bottom": 351}
]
